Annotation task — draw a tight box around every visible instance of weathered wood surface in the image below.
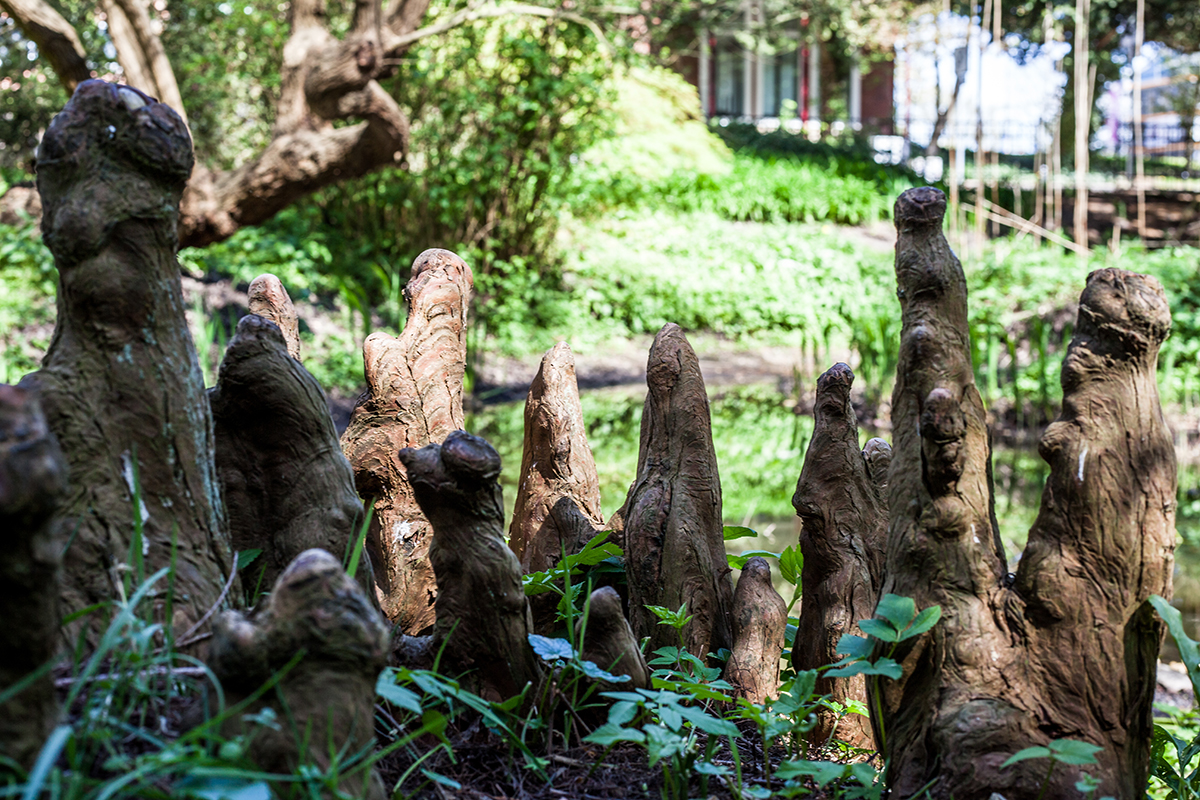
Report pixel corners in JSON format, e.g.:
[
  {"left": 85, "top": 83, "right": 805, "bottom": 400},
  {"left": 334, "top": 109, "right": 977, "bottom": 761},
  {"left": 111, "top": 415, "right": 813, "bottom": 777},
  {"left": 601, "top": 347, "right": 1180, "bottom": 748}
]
[
  {"left": 791, "top": 363, "right": 889, "bottom": 747},
  {"left": 209, "top": 549, "right": 389, "bottom": 800},
  {"left": 22, "top": 79, "right": 233, "bottom": 639},
  {"left": 621, "top": 324, "right": 734, "bottom": 660},
  {"left": 340, "top": 248, "right": 472, "bottom": 633},
  {"left": 875, "top": 187, "right": 1174, "bottom": 798},
  {"left": 210, "top": 312, "right": 375, "bottom": 600},
  {"left": 400, "top": 431, "right": 541, "bottom": 699},
  {"left": 508, "top": 342, "right": 604, "bottom": 575},
  {"left": 725, "top": 557, "right": 787, "bottom": 704},
  {"left": 0, "top": 386, "right": 67, "bottom": 769},
  {"left": 578, "top": 586, "right": 651, "bottom": 692}
]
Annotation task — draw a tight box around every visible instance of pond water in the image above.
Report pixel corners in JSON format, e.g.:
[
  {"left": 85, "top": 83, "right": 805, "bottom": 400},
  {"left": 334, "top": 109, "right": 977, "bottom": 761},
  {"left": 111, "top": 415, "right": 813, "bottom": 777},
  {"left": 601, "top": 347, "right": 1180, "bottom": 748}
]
[{"left": 468, "top": 382, "right": 1200, "bottom": 661}]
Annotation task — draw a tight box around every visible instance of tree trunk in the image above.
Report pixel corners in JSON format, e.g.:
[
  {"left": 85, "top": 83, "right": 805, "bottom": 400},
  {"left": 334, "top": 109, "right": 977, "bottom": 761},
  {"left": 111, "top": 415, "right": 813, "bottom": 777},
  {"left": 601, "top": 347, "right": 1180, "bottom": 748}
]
[
  {"left": 621, "top": 323, "right": 734, "bottom": 660},
  {"left": 0, "top": 385, "right": 67, "bottom": 770},
  {"left": 210, "top": 312, "right": 375, "bottom": 602},
  {"left": 399, "top": 431, "right": 542, "bottom": 700},
  {"left": 725, "top": 556, "right": 787, "bottom": 704},
  {"left": 875, "top": 187, "right": 1174, "bottom": 798},
  {"left": 340, "top": 248, "right": 472, "bottom": 634},
  {"left": 791, "top": 363, "right": 889, "bottom": 748},
  {"left": 208, "top": 549, "right": 389, "bottom": 800},
  {"left": 21, "top": 80, "right": 234, "bottom": 641},
  {"left": 508, "top": 341, "right": 604, "bottom": 575},
  {"left": 247, "top": 274, "right": 301, "bottom": 360}
]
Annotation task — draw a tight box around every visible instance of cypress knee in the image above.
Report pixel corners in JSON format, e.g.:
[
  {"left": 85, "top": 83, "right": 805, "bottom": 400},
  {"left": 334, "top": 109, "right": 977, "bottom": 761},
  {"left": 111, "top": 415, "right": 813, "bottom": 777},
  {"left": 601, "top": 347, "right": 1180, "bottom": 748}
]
[
  {"left": 508, "top": 341, "right": 604, "bottom": 575},
  {"left": 399, "top": 431, "right": 541, "bottom": 699},
  {"left": 341, "top": 249, "right": 472, "bottom": 633},
  {"left": 0, "top": 386, "right": 67, "bottom": 769},
  {"left": 621, "top": 324, "right": 734, "bottom": 660},
  {"left": 22, "top": 80, "right": 233, "bottom": 640},
  {"left": 725, "top": 557, "right": 787, "bottom": 704},
  {"left": 791, "top": 363, "right": 888, "bottom": 747},
  {"left": 874, "top": 187, "right": 1174, "bottom": 798},
  {"left": 208, "top": 549, "right": 389, "bottom": 800},
  {"left": 578, "top": 586, "right": 651, "bottom": 691},
  {"left": 210, "top": 313, "right": 375, "bottom": 600}
]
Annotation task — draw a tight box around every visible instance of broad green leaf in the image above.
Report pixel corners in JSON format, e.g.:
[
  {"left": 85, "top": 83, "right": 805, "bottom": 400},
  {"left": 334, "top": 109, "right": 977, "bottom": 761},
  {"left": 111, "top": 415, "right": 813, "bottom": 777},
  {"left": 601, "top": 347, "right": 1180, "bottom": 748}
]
[
  {"left": 528, "top": 634, "right": 575, "bottom": 662},
  {"left": 375, "top": 673, "right": 423, "bottom": 715},
  {"left": 678, "top": 705, "right": 741, "bottom": 737},
  {"left": 874, "top": 594, "right": 917, "bottom": 628},
  {"left": 858, "top": 618, "right": 900, "bottom": 642},
  {"left": 608, "top": 700, "right": 639, "bottom": 727},
  {"left": 779, "top": 545, "right": 801, "bottom": 586},
  {"left": 1150, "top": 595, "right": 1200, "bottom": 695},
  {"left": 902, "top": 605, "right": 942, "bottom": 639},
  {"left": 420, "top": 770, "right": 461, "bottom": 789},
  {"left": 578, "top": 659, "right": 631, "bottom": 683},
  {"left": 1047, "top": 738, "right": 1102, "bottom": 766},
  {"left": 694, "top": 761, "right": 729, "bottom": 776},
  {"left": 177, "top": 778, "right": 271, "bottom": 800},
  {"left": 236, "top": 549, "right": 262, "bottom": 570},
  {"left": 723, "top": 525, "right": 758, "bottom": 541},
  {"left": 585, "top": 722, "right": 646, "bottom": 746},
  {"left": 1001, "top": 745, "right": 1052, "bottom": 768},
  {"left": 727, "top": 550, "right": 780, "bottom": 570},
  {"left": 826, "top": 658, "right": 903, "bottom": 680},
  {"left": 836, "top": 634, "right": 873, "bottom": 659},
  {"left": 776, "top": 759, "right": 845, "bottom": 786}
]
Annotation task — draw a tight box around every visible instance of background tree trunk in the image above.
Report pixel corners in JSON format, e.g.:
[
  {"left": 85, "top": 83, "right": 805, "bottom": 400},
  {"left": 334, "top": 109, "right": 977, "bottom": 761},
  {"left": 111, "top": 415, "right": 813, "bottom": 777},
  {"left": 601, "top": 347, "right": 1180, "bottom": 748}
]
[
  {"left": 875, "top": 187, "right": 1174, "bottom": 798},
  {"left": 340, "top": 248, "right": 472, "bottom": 634},
  {"left": 21, "top": 80, "right": 234, "bottom": 641}
]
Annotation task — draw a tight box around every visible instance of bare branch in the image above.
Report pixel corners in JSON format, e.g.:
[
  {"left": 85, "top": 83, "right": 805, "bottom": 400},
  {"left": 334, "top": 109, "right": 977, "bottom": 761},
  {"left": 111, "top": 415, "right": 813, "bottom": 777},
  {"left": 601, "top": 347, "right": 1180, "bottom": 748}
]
[
  {"left": 384, "top": 2, "right": 610, "bottom": 55},
  {"left": 111, "top": 0, "right": 186, "bottom": 121},
  {"left": 0, "top": 0, "right": 90, "bottom": 92}
]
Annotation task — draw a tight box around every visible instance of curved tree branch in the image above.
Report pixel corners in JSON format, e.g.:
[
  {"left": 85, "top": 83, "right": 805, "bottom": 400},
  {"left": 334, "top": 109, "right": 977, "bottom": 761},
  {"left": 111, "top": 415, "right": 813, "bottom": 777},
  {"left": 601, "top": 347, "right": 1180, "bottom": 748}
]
[{"left": 0, "top": 0, "right": 91, "bottom": 92}]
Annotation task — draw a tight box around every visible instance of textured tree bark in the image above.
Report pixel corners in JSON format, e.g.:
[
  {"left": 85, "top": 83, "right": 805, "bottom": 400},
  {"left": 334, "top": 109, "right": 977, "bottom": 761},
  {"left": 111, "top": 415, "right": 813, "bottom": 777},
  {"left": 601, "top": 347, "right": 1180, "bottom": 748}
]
[
  {"left": 791, "top": 363, "right": 889, "bottom": 748},
  {"left": 210, "top": 313, "right": 374, "bottom": 600},
  {"left": 247, "top": 274, "right": 301, "bottom": 360},
  {"left": 509, "top": 341, "right": 604, "bottom": 574},
  {"left": 21, "top": 80, "right": 233, "bottom": 639},
  {"left": 876, "top": 187, "right": 1174, "bottom": 799},
  {"left": 341, "top": 248, "right": 472, "bottom": 634},
  {"left": 725, "top": 557, "right": 787, "bottom": 705},
  {"left": 208, "top": 549, "right": 389, "bottom": 800},
  {"left": 0, "top": 386, "right": 67, "bottom": 770},
  {"left": 399, "top": 431, "right": 541, "bottom": 700},
  {"left": 577, "top": 586, "right": 651, "bottom": 691},
  {"left": 622, "top": 323, "right": 734, "bottom": 660}
]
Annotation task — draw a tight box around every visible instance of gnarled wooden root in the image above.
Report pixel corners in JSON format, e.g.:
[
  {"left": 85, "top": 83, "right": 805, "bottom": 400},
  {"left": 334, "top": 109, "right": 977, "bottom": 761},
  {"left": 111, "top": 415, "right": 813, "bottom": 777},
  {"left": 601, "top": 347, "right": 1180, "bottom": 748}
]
[
  {"left": 509, "top": 342, "right": 604, "bottom": 575},
  {"left": 577, "top": 586, "right": 651, "bottom": 691},
  {"left": 399, "top": 431, "right": 541, "bottom": 699},
  {"left": 341, "top": 249, "right": 473, "bottom": 633},
  {"left": 621, "top": 324, "right": 734, "bottom": 660},
  {"left": 0, "top": 386, "right": 67, "bottom": 770},
  {"left": 247, "top": 274, "right": 300, "bottom": 360},
  {"left": 725, "top": 557, "right": 787, "bottom": 704},
  {"left": 791, "top": 363, "right": 889, "bottom": 747},
  {"left": 210, "top": 313, "right": 375, "bottom": 600},
  {"left": 874, "top": 187, "right": 1174, "bottom": 799},
  {"left": 23, "top": 79, "right": 233, "bottom": 640},
  {"left": 208, "top": 549, "right": 389, "bottom": 800}
]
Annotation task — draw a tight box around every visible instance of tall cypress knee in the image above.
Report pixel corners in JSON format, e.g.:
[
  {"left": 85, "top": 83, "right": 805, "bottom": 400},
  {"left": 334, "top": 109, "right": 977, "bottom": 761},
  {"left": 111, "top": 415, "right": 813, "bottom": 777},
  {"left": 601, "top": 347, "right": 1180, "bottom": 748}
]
[
  {"left": 622, "top": 324, "right": 734, "bottom": 659},
  {"left": 875, "top": 187, "right": 1174, "bottom": 799},
  {"left": 23, "top": 80, "right": 233, "bottom": 640},
  {"left": 341, "top": 249, "right": 472, "bottom": 634},
  {"left": 210, "top": 313, "right": 375, "bottom": 600},
  {"left": 792, "top": 363, "right": 888, "bottom": 748}
]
